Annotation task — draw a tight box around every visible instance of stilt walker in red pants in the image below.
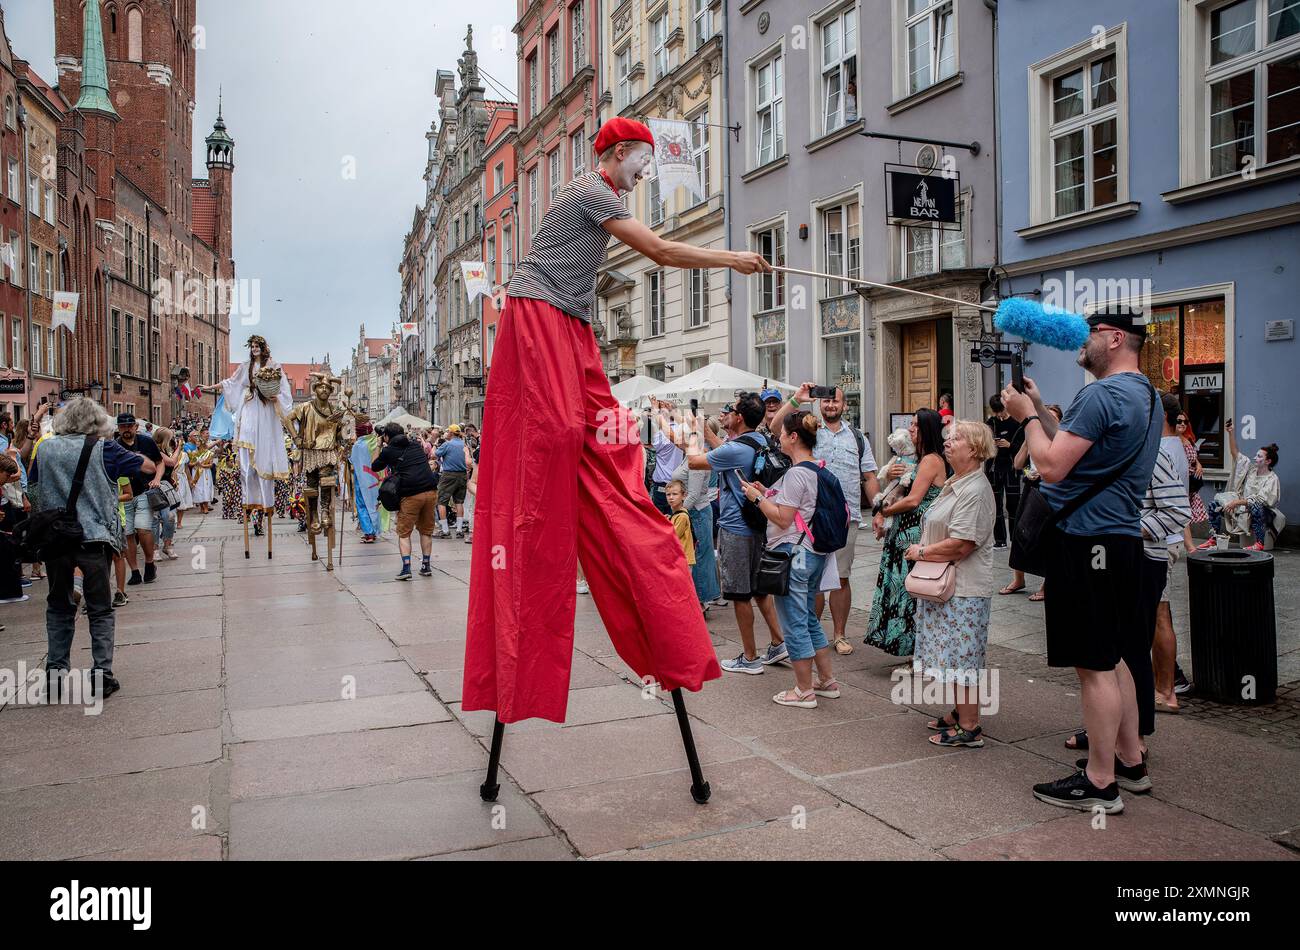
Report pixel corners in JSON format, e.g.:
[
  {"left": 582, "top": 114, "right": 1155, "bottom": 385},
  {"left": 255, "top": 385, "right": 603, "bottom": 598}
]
[{"left": 464, "top": 118, "right": 771, "bottom": 803}]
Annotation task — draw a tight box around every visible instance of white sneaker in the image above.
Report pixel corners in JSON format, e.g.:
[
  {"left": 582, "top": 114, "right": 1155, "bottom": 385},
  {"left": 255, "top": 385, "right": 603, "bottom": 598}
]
[{"left": 576, "top": 580, "right": 590, "bottom": 595}]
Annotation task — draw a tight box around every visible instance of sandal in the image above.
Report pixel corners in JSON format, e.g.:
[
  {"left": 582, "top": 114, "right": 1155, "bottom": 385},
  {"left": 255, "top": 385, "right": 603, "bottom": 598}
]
[
  {"left": 1155, "top": 696, "right": 1181, "bottom": 714},
  {"left": 832, "top": 637, "right": 854, "bottom": 656},
  {"left": 1064, "top": 730, "right": 1089, "bottom": 751},
  {"left": 927, "top": 708, "right": 959, "bottom": 731},
  {"left": 999, "top": 582, "right": 1026, "bottom": 595},
  {"left": 772, "top": 687, "right": 818, "bottom": 709},
  {"left": 1028, "top": 589, "right": 1046, "bottom": 602},
  {"left": 813, "top": 679, "right": 841, "bottom": 698},
  {"left": 929, "top": 724, "right": 984, "bottom": 747}
]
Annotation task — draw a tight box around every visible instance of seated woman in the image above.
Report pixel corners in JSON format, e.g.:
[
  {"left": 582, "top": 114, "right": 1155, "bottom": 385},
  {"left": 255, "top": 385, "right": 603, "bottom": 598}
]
[
  {"left": 906, "top": 420, "right": 997, "bottom": 748},
  {"left": 1200, "top": 419, "right": 1280, "bottom": 551}
]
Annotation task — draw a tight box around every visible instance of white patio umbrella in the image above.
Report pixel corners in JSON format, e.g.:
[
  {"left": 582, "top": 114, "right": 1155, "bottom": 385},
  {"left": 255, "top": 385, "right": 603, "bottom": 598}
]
[
  {"left": 609, "top": 374, "right": 663, "bottom": 406},
  {"left": 378, "top": 410, "right": 432, "bottom": 430},
  {"left": 642, "top": 362, "right": 795, "bottom": 405}
]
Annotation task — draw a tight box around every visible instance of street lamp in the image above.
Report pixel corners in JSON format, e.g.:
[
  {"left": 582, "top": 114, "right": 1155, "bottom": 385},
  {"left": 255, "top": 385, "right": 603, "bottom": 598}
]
[
  {"left": 424, "top": 358, "right": 443, "bottom": 424},
  {"left": 359, "top": 393, "right": 370, "bottom": 415},
  {"left": 88, "top": 380, "right": 104, "bottom": 403}
]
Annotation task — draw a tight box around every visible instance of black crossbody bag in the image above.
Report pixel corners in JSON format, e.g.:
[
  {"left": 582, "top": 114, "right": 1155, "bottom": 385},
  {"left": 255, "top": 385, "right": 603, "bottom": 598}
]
[
  {"left": 1009, "top": 383, "right": 1156, "bottom": 577},
  {"left": 17, "top": 436, "right": 97, "bottom": 563}
]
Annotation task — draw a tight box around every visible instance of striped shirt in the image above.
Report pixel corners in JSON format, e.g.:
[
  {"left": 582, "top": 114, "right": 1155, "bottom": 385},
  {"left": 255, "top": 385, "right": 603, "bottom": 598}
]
[
  {"left": 507, "top": 171, "right": 631, "bottom": 322},
  {"left": 1140, "top": 445, "right": 1192, "bottom": 561}
]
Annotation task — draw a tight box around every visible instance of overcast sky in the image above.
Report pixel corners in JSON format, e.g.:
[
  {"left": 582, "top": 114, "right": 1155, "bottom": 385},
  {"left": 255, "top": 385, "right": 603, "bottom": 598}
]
[{"left": 5, "top": 0, "right": 519, "bottom": 366}]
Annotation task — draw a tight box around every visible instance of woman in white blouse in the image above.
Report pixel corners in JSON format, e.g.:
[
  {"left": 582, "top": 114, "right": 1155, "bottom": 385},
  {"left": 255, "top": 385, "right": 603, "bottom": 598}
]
[{"left": 905, "top": 419, "right": 997, "bottom": 748}]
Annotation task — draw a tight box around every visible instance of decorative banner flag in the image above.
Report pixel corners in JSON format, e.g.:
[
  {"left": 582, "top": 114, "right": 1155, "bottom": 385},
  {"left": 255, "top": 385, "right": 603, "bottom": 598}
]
[
  {"left": 0, "top": 243, "right": 15, "bottom": 272},
  {"left": 52, "top": 292, "right": 80, "bottom": 334},
  {"left": 647, "top": 118, "right": 702, "bottom": 200},
  {"left": 400, "top": 322, "right": 419, "bottom": 339},
  {"left": 461, "top": 261, "right": 491, "bottom": 303}
]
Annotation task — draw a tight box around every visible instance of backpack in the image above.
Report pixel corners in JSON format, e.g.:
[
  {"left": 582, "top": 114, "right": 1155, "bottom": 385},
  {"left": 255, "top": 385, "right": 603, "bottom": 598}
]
[
  {"left": 793, "top": 460, "right": 851, "bottom": 555},
  {"left": 731, "top": 432, "right": 791, "bottom": 532}
]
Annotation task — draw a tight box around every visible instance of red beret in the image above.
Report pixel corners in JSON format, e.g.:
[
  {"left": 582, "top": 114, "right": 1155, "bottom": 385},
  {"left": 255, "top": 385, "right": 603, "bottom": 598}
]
[{"left": 593, "top": 117, "right": 654, "bottom": 155}]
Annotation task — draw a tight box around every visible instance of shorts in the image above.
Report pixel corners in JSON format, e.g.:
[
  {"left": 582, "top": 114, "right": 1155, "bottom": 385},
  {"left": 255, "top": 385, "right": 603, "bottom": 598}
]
[
  {"left": 833, "top": 521, "right": 860, "bottom": 579},
  {"left": 1044, "top": 530, "right": 1143, "bottom": 672},
  {"left": 437, "top": 470, "right": 468, "bottom": 507},
  {"left": 717, "top": 527, "right": 766, "bottom": 601},
  {"left": 1162, "top": 543, "right": 1180, "bottom": 602},
  {"left": 396, "top": 490, "right": 438, "bottom": 538},
  {"left": 122, "top": 496, "right": 156, "bottom": 537}
]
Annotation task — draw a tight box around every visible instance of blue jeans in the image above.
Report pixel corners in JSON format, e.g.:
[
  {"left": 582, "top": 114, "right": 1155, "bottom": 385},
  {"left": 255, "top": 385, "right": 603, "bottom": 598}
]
[
  {"left": 154, "top": 503, "right": 175, "bottom": 543},
  {"left": 1208, "top": 499, "right": 1272, "bottom": 544},
  {"left": 772, "top": 543, "right": 828, "bottom": 661},
  {"left": 687, "top": 505, "right": 721, "bottom": 603}
]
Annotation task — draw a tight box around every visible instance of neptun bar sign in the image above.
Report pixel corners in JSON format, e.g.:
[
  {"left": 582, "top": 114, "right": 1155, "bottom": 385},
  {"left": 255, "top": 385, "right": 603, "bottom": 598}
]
[{"left": 887, "top": 169, "right": 957, "bottom": 225}]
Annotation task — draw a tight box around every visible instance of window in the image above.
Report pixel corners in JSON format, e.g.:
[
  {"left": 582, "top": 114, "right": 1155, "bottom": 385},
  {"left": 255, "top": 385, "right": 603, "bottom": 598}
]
[
  {"left": 1138, "top": 297, "right": 1229, "bottom": 469},
  {"left": 125, "top": 313, "right": 134, "bottom": 376},
  {"left": 44, "top": 185, "right": 54, "bottom": 225},
  {"left": 493, "top": 162, "right": 504, "bottom": 195},
  {"left": 616, "top": 47, "right": 633, "bottom": 109},
  {"left": 529, "top": 170, "right": 540, "bottom": 235},
  {"left": 28, "top": 174, "right": 39, "bottom": 213},
  {"left": 8, "top": 234, "right": 20, "bottom": 288},
  {"left": 547, "top": 28, "right": 560, "bottom": 97},
  {"left": 571, "top": 130, "right": 586, "bottom": 177},
  {"left": 112, "top": 310, "right": 121, "bottom": 372},
  {"left": 6, "top": 160, "right": 18, "bottom": 202},
  {"left": 753, "top": 225, "right": 786, "bottom": 312},
  {"left": 43, "top": 251, "right": 53, "bottom": 297},
  {"left": 1205, "top": 0, "right": 1300, "bottom": 176},
  {"left": 502, "top": 224, "right": 513, "bottom": 279},
  {"left": 690, "top": 108, "right": 711, "bottom": 199},
  {"left": 901, "top": 197, "right": 968, "bottom": 277},
  {"left": 31, "top": 325, "right": 42, "bottom": 375},
  {"left": 686, "top": 354, "right": 709, "bottom": 373},
  {"left": 821, "top": 200, "right": 861, "bottom": 296},
  {"left": 693, "top": 0, "right": 714, "bottom": 50},
  {"left": 904, "top": 0, "right": 956, "bottom": 96},
  {"left": 46, "top": 322, "right": 55, "bottom": 377},
  {"left": 687, "top": 269, "right": 708, "bottom": 328},
  {"left": 527, "top": 53, "right": 539, "bottom": 118},
  {"left": 152, "top": 327, "right": 160, "bottom": 380},
  {"left": 571, "top": 1, "right": 587, "bottom": 71},
  {"left": 820, "top": 6, "right": 859, "bottom": 134},
  {"left": 136, "top": 232, "right": 146, "bottom": 287},
  {"left": 0, "top": 315, "right": 6, "bottom": 368},
  {"left": 647, "top": 172, "right": 666, "bottom": 226},
  {"left": 3, "top": 97, "right": 13, "bottom": 129},
  {"left": 754, "top": 53, "right": 785, "bottom": 166},
  {"left": 1049, "top": 51, "right": 1119, "bottom": 215},
  {"left": 646, "top": 271, "right": 665, "bottom": 337},
  {"left": 646, "top": 361, "right": 667, "bottom": 382},
  {"left": 651, "top": 13, "right": 669, "bottom": 82},
  {"left": 29, "top": 243, "right": 38, "bottom": 290},
  {"left": 128, "top": 7, "right": 143, "bottom": 61},
  {"left": 10, "top": 319, "right": 21, "bottom": 371},
  {"left": 487, "top": 235, "right": 497, "bottom": 284},
  {"left": 549, "top": 149, "right": 562, "bottom": 203}
]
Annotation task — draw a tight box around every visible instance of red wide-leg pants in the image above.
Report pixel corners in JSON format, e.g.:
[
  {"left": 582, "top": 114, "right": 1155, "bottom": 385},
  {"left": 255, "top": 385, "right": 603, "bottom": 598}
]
[{"left": 463, "top": 296, "right": 721, "bottom": 724}]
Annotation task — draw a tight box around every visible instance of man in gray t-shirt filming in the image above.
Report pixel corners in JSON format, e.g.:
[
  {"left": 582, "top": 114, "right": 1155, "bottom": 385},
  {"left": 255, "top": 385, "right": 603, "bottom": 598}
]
[{"left": 1001, "top": 305, "right": 1160, "bottom": 816}]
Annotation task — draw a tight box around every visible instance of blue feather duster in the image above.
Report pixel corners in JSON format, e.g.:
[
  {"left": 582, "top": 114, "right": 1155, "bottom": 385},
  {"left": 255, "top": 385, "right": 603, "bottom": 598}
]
[{"left": 993, "top": 297, "right": 1090, "bottom": 351}]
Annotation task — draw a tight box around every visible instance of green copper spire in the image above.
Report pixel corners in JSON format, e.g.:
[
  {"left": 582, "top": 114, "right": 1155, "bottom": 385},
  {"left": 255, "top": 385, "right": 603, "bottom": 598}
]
[{"left": 75, "top": 0, "right": 118, "bottom": 117}]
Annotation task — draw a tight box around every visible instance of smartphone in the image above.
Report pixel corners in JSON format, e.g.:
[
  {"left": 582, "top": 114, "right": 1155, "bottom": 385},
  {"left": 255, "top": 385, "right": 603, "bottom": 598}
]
[
  {"left": 1011, "top": 351, "right": 1025, "bottom": 393},
  {"left": 810, "top": 385, "right": 836, "bottom": 400},
  {"left": 690, "top": 398, "right": 699, "bottom": 417},
  {"left": 640, "top": 408, "right": 653, "bottom": 446}
]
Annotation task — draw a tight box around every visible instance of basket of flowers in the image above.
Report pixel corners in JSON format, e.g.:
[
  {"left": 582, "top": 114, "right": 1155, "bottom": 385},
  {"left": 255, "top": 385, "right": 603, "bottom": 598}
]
[{"left": 254, "top": 366, "right": 283, "bottom": 401}]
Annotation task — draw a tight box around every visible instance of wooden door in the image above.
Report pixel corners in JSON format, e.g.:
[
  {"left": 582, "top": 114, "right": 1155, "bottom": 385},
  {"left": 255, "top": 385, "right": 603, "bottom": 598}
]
[{"left": 901, "top": 320, "right": 938, "bottom": 412}]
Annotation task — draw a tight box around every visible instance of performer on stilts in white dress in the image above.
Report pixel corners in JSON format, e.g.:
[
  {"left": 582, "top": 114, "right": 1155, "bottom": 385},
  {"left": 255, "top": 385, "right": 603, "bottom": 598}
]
[{"left": 202, "top": 335, "right": 292, "bottom": 557}]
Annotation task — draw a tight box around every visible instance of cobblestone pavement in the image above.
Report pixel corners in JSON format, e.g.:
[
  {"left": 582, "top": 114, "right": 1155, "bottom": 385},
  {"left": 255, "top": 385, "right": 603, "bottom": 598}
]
[{"left": 0, "top": 512, "right": 1296, "bottom": 860}]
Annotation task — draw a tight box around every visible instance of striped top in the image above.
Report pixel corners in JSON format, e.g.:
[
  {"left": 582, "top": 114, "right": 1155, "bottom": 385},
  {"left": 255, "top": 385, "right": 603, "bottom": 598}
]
[
  {"left": 1140, "top": 445, "right": 1192, "bottom": 561},
  {"left": 507, "top": 171, "right": 631, "bottom": 322}
]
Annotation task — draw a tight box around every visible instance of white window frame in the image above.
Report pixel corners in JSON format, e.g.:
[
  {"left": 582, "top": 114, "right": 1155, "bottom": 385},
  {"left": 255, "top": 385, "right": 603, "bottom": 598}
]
[
  {"left": 571, "top": 0, "right": 588, "bottom": 71},
  {"left": 689, "top": 106, "right": 711, "bottom": 201},
  {"left": 547, "top": 27, "right": 560, "bottom": 98},
  {"left": 493, "top": 162, "right": 504, "bottom": 195},
  {"left": 31, "top": 324, "right": 42, "bottom": 376},
  {"left": 5, "top": 159, "right": 18, "bottom": 203},
  {"left": 502, "top": 223, "right": 513, "bottom": 279},
  {"left": 750, "top": 221, "right": 787, "bottom": 316},
  {"left": 898, "top": 192, "right": 970, "bottom": 279},
  {"left": 693, "top": 0, "right": 714, "bottom": 51},
  {"left": 817, "top": 4, "right": 860, "bottom": 136},
  {"left": 43, "top": 184, "right": 54, "bottom": 224},
  {"left": 1027, "top": 24, "right": 1130, "bottom": 226},
  {"left": 486, "top": 235, "right": 497, "bottom": 284},
  {"left": 647, "top": 173, "right": 666, "bottom": 226},
  {"left": 1047, "top": 52, "right": 1122, "bottom": 217},
  {"left": 645, "top": 270, "right": 665, "bottom": 338},
  {"left": 616, "top": 46, "right": 633, "bottom": 110},
  {"left": 817, "top": 195, "right": 862, "bottom": 297},
  {"left": 528, "top": 53, "right": 539, "bottom": 119},
  {"left": 10, "top": 318, "right": 22, "bottom": 371},
  {"left": 27, "top": 173, "right": 39, "bottom": 213},
  {"left": 549, "top": 149, "right": 562, "bottom": 203},
  {"left": 571, "top": 129, "right": 586, "bottom": 177},
  {"left": 651, "top": 12, "right": 669, "bottom": 83},
  {"left": 893, "top": 0, "right": 958, "bottom": 100},
  {"left": 687, "top": 269, "right": 708, "bottom": 328},
  {"left": 752, "top": 48, "right": 786, "bottom": 168},
  {"left": 528, "top": 169, "right": 540, "bottom": 235}
]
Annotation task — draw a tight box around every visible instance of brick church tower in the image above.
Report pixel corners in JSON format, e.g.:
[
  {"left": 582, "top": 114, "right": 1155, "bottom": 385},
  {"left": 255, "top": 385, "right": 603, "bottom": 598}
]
[
  {"left": 55, "top": 0, "right": 197, "bottom": 219},
  {"left": 203, "top": 92, "right": 234, "bottom": 278}
]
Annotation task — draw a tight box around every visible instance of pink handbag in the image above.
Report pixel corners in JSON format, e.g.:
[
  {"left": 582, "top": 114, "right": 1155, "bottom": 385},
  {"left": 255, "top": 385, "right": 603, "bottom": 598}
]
[{"left": 905, "top": 559, "right": 956, "bottom": 604}]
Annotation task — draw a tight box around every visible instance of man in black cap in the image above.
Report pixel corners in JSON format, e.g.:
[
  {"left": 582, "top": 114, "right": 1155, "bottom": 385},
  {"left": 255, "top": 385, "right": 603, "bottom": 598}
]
[
  {"left": 115, "top": 413, "right": 164, "bottom": 585},
  {"left": 1001, "top": 306, "right": 1161, "bottom": 815}
]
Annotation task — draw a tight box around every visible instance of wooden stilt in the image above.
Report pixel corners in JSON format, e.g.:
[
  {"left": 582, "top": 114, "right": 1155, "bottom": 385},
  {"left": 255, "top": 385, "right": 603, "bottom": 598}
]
[
  {"left": 266, "top": 505, "right": 274, "bottom": 559},
  {"left": 242, "top": 504, "right": 251, "bottom": 559}
]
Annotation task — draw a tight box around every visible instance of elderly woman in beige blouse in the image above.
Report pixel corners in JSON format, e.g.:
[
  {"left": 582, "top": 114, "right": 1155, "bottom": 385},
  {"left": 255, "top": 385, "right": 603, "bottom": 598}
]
[{"left": 905, "top": 419, "right": 997, "bottom": 749}]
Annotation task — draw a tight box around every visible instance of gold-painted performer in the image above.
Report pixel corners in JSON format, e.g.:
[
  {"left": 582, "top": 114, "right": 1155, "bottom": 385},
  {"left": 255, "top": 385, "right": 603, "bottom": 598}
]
[{"left": 285, "top": 373, "right": 353, "bottom": 570}]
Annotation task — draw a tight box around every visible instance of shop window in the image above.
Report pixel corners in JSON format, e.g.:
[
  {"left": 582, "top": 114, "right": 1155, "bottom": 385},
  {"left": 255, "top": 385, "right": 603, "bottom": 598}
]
[{"left": 1139, "top": 298, "right": 1228, "bottom": 469}]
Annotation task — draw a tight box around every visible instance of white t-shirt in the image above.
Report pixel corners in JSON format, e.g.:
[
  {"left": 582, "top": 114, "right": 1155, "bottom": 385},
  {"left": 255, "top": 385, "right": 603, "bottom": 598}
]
[
  {"left": 766, "top": 464, "right": 820, "bottom": 552},
  {"left": 1160, "top": 435, "right": 1189, "bottom": 544}
]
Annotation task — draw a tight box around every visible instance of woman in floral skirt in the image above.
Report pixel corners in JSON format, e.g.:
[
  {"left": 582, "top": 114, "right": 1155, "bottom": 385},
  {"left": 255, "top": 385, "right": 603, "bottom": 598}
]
[{"left": 865, "top": 408, "right": 948, "bottom": 658}]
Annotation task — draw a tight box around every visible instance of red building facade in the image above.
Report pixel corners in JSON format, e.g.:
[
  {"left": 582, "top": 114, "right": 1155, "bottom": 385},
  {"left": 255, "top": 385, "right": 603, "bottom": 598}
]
[{"left": 480, "top": 102, "right": 517, "bottom": 376}]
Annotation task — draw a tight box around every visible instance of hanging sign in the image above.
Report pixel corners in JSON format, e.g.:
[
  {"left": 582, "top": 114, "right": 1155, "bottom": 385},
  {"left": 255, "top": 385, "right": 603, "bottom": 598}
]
[{"left": 885, "top": 167, "right": 957, "bottom": 225}]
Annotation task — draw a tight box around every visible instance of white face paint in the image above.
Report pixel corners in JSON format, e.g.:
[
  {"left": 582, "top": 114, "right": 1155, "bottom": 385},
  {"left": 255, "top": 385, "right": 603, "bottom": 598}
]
[
  {"left": 610, "top": 144, "right": 654, "bottom": 193},
  {"left": 1255, "top": 450, "right": 1269, "bottom": 469}
]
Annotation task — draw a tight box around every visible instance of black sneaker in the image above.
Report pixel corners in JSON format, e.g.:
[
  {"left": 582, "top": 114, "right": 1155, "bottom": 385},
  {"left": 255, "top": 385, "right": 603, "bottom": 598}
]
[
  {"left": 419, "top": 562, "right": 433, "bottom": 577},
  {"left": 993, "top": 541, "right": 1007, "bottom": 549},
  {"left": 1173, "top": 664, "right": 1192, "bottom": 695},
  {"left": 112, "top": 591, "right": 129, "bottom": 608},
  {"left": 127, "top": 570, "right": 143, "bottom": 586},
  {"left": 143, "top": 562, "right": 157, "bottom": 583},
  {"left": 90, "top": 670, "right": 121, "bottom": 700},
  {"left": 1033, "top": 770, "right": 1123, "bottom": 813},
  {"left": 1075, "top": 757, "right": 1151, "bottom": 793}
]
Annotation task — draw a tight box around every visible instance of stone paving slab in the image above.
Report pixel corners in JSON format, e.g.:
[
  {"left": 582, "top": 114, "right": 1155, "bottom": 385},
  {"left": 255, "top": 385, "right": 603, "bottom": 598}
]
[
  {"left": 70, "top": 836, "right": 225, "bottom": 861},
  {"left": 224, "top": 638, "right": 401, "bottom": 678},
  {"left": 228, "top": 691, "right": 452, "bottom": 743},
  {"left": 0, "top": 727, "right": 222, "bottom": 791},
  {"left": 229, "top": 721, "right": 486, "bottom": 800},
  {"left": 0, "top": 688, "right": 223, "bottom": 753},
  {"left": 421, "top": 836, "right": 576, "bottom": 861},
  {"left": 225, "top": 658, "right": 426, "bottom": 710},
  {"left": 452, "top": 682, "right": 670, "bottom": 737},
  {"left": 228, "top": 772, "right": 551, "bottom": 860}
]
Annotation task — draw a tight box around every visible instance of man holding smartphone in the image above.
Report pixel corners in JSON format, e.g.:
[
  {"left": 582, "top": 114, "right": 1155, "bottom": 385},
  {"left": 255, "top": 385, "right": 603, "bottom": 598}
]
[{"left": 770, "top": 383, "right": 879, "bottom": 655}]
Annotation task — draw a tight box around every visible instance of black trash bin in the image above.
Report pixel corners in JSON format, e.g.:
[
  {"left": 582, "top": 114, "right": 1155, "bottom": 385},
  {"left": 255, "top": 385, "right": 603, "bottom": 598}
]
[{"left": 1186, "top": 548, "right": 1276, "bottom": 705}]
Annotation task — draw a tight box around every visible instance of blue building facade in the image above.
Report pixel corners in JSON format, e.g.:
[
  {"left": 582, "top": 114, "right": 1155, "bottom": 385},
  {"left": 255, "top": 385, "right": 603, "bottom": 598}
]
[{"left": 995, "top": 0, "right": 1300, "bottom": 534}]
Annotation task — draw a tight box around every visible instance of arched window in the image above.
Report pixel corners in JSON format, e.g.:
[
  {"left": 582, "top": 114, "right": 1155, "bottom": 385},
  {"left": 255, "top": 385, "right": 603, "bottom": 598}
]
[{"left": 127, "top": 7, "right": 143, "bottom": 62}]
